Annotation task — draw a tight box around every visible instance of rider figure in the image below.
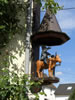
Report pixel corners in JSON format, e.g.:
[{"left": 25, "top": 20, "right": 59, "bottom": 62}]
[{"left": 40, "top": 46, "right": 51, "bottom": 64}]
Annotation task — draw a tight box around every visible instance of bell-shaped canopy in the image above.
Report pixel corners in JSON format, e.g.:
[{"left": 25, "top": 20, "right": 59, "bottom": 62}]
[{"left": 31, "top": 9, "right": 70, "bottom": 46}]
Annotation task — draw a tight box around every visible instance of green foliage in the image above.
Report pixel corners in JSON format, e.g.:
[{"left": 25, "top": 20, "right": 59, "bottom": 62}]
[
  {"left": 0, "top": 0, "right": 16, "bottom": 47},
  {"left": 43, "top": 0, "right": 63, "bottom": 14},
  {"left": 69, "top": 89, "right": 75, "bottom": 100},
  {"left": 0, "top": 0, "right": 27, "bottom": 48},
  {"left": 35, "top": 0, "right": 63, "bottom": 14},
  {"left": 0, "top": 52, "right": 44, "bottom": 100},
  {"left": 0, "top": 65, "right": 43, "bottom": 100},
  {"left": 0, "top": 72, "right": 28, "bottom": 99}
]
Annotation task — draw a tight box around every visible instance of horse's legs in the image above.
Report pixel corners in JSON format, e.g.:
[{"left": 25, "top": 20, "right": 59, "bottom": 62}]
[
  {"left": 36, "top": 61, "right": 44, "bottom": 78},
  {"left": 48, "top": 68, "right": 51, "bottom": 77},
  {"left": 48, "top": 68, "right": 53, "bottom": 77},
  {"left": 36, "top": 63, "right": 41, "bottom": 78},
  {"left": 36, "top": 69, "right": 43, "bottom": 78},
  {"left": 51, "top": 70, "right": 53, "bottom": 77},
  {"left": 48, "top": 61, "right": 53, "bottom": 77},
  {"left": 36, "top": 70, "right": 41, "bottom": 78},
  {"left": 40, "top": 71, "right": 43, "bottom": 78}
]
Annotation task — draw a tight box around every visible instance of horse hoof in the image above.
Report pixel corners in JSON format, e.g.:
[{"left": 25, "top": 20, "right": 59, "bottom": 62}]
[{"left": 49, "top": 75, "right": 54, "bottom": 78}]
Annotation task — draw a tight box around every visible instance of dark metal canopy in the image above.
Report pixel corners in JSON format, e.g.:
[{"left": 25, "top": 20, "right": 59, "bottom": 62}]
[
  {"left": 31, "top": 9, "right": 70, "bottom": 46},
  {"left": 31, "top": 31, "right": 70, "bottom": 46}
]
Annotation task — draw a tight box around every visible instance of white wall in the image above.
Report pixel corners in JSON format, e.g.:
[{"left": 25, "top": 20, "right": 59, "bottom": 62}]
[
  {"left": 55, "top": 95, "right": 69, "bottom": 100},
  {"left": 39, "top": 86, "right": 56, "bottom": 100}
]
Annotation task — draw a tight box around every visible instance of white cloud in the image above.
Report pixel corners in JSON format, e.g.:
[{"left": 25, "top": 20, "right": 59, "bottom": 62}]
[
  {"left": 56, "top": 10, "right": 75, "bottom": 30},
  {"left": 58, "top": 16, "right": 75, "bottom": 30},
  {"left": 56, "top": 71, "right": 63, "bottom": 76},
  {"left": 60, "top": 19, "right": 74, "bottom": 29}
]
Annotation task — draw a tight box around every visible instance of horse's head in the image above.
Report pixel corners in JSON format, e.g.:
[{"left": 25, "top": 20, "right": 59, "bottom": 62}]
[
  {"left": 47, "top": 53, "right": 61, "bottom": 65},
  {"left": 55, "top": 54, "right": 61, "bottom": 64}
]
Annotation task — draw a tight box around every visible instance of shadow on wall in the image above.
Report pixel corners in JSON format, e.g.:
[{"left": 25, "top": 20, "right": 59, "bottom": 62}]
[{"left": 0, "top": 33, "right": 25, "bottom": 76}]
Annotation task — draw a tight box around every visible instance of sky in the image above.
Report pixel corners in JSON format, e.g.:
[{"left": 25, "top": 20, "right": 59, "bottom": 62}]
[{"left": 40, "top": 0, "right": 75, "bottom": 87}]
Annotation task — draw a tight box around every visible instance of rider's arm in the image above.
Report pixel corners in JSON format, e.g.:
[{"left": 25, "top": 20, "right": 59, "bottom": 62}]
[{"left": 46, "top": 52, "right": 51, "bottom": 56}]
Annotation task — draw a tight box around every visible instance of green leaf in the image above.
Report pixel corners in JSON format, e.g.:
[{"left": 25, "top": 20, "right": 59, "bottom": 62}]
[
  {"left": 0, "top": 25, "right": 5, "bottom": 29},
  {"left": 0, "top": 12, "right": 3, "bottom": 15}
]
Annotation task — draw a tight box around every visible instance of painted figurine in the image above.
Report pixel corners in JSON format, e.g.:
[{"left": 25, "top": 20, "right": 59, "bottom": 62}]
[
  {"left": 40, "top": 46, "right": 51, "bottom": 64},
  {"left": 36, "top": 53, "right": 61, "bottom": 78}
]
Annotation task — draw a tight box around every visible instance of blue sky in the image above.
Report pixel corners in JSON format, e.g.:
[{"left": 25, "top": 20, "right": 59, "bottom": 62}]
[{"left": 40, "top": 0, "right": 75, "bottom": 86}]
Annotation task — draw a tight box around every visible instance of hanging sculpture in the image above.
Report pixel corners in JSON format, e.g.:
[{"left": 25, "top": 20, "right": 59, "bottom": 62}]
[
  {"left": 31, "top": 8, "right": 70, "bottom": 84},
  {"left": 36, "top": 51, "right": 61, "bottom": 78}
]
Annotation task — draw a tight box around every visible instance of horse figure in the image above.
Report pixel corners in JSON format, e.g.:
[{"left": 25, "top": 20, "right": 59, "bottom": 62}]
[{"left": 36, "top": 54, "right": 61, "bottom": 78}]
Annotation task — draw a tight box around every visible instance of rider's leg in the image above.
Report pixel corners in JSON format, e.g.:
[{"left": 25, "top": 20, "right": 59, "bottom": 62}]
[{"left": 43, "top": 58, "right": 47, "bottom": 64}]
